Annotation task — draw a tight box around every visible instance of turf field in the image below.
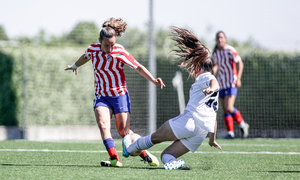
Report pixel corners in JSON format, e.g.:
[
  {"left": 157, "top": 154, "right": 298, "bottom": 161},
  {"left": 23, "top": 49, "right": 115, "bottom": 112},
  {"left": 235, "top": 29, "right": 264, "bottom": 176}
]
[{"left": 0, "top": 139, "right": 299, "bottom": 180}]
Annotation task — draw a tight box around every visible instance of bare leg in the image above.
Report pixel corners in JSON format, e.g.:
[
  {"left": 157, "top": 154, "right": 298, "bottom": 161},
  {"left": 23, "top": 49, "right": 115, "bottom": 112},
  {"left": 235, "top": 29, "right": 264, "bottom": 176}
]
[
  {"left": 161, "top": 140, "right": 189, "bottom": 159},
  {"left": 151, "top": 121, "right": 178, "bottom": 144},
  {"left": 115, "top": 112, "right": 133, "bottom": 138},
  {"left": 94, "top": 106, "right": 113, "bottom": 139}
]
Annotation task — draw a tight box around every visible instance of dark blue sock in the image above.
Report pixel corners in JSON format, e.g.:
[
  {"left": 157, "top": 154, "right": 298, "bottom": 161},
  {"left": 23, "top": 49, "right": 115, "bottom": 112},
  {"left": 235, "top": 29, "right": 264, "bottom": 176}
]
[
  {"left": 103, "top": 138, "right": 115, "bottom": 150},
  {"left": 231, "top": 108, "right": 237, "bottom": 116}
]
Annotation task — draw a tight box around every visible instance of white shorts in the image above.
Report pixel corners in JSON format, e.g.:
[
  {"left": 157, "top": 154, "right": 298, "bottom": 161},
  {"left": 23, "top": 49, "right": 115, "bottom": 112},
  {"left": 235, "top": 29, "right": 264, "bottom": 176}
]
[{"left": 169, "top": 110, "right": 208, "bottom": 152}]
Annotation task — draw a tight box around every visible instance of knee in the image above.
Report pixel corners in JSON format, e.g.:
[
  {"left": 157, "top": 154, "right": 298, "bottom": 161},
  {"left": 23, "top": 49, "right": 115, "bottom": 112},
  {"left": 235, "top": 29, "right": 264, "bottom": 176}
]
[
  {"left": 118, "top": 130, "right": 126, "bottom": 138},
  {"left": 151, "top": 133, "right": 162, "bottom": 144},
  {"left": 97, "top": 121, "right": 109, "bottom": 132},
  {"left": 117, "top": 129, "right": 131, "bottom": 138},
  {"left": 224, "top": 106, "right": 234, "bottom": 113}
]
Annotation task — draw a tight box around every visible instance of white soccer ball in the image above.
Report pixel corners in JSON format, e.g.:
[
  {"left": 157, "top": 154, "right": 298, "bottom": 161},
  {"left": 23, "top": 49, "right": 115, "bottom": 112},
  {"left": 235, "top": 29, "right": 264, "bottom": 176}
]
[{"left": 124, "top": 133, "right": 143, "bottom": 156}]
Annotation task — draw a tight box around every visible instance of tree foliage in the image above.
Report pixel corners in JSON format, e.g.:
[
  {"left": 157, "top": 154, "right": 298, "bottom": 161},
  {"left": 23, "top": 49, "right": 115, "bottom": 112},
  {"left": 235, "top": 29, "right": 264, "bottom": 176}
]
[
  {"left": 66, "top": 21, "right": 99, "bottom": 45},
  {"left": 0, "top": 25, "right": 9, "bottom": 41}
]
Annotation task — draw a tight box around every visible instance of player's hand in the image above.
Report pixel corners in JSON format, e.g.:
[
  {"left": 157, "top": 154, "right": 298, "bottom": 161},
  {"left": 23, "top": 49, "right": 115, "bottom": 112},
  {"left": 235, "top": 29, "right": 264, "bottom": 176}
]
[
  {"left": 202, "top": 87, "right": 214, "bottom": 95},
  {"left": 64, "top": 66, "right": 78, "bottom": 75},
  {"left": 209, "top": 140, "right": 222, "bottom": 150},
  {"left": 154, "top": 78, "right": 166, "bottom": 89},
  {"left": 236, "top": 79, "right": 242, "bottom": 88}
]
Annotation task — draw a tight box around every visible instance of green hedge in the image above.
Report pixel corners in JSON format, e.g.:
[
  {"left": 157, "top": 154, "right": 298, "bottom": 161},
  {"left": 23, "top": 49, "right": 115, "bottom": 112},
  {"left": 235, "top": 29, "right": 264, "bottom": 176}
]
[
  {"left": 1, "top": 46, "right": 299, "bottom": 138},
  {"left": 0, "top": 51, "right": 18, "bottom": 126}
]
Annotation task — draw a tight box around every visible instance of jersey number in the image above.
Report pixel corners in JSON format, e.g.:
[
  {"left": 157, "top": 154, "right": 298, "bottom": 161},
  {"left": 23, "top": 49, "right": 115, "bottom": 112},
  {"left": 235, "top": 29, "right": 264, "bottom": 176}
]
[{"left": 205, "top": 92, "right": 218, "bottom": 111}]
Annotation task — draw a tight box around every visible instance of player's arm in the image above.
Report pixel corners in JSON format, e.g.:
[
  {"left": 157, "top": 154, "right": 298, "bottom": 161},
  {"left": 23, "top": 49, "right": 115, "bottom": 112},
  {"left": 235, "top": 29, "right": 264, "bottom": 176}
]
[
  {"left": 202, "top": 79, "right": 219, "bottom": 95},
  {"left": 236, "top": 59, "right": 244, "bottom": 88},
  {"left": 212, "top": 64, "right": 218, "bottom": 76},
  {"left": 135, "top": 64, "right": 165, "bottom": 89},
  {"left": 64, "top": 54, "right": 90, "bottom": 75},
  {"left": 209, "top": 118, "right": 222, "bottom": 150}
]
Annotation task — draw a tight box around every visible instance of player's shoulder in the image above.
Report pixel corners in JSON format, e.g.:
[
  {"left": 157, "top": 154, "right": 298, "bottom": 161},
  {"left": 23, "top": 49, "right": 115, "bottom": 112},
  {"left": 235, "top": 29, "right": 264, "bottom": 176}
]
[
  {"left": 224, "top": 44, "right": 237, "bottom": 53},
  {"left": 87, "top": 43, "right": 101, "bottom": 51},
  {"left": 112, "top": 43, "right": 125, "bottom": 50},
  {"left": 196, "top": 72, "right": 215, "bottom": 83}
]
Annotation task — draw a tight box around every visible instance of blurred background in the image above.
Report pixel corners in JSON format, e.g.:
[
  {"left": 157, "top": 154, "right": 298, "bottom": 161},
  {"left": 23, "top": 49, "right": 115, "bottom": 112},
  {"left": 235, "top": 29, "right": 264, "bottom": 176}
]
[{"left": 0, "top": 0, "right": 299, "bottom": 139}]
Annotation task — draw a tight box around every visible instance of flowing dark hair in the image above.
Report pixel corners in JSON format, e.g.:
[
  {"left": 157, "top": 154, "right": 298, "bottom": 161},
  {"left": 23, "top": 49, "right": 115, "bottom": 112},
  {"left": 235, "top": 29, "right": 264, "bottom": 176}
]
[
  {"left": 99, "top": 18, "right": 127, "bottom": 41},
  {"left": 170, "top": 26, "right": 212, "bottom": 77}
]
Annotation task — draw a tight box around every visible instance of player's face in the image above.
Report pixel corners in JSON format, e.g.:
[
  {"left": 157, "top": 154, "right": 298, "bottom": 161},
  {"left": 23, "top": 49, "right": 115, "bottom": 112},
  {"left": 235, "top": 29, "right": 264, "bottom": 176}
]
[
  {"left": 100, "top": 36, "right": 116, "bottom": 54},
  {"left": 216, "top": 33, "right": 226, "bottom": 49}
]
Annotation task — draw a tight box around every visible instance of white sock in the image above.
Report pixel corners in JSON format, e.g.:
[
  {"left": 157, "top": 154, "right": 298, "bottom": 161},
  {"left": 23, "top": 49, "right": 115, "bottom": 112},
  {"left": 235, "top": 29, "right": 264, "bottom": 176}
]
[
  {"left": 228, "top": 131, "right": 235, "bottom": 137},
  {"left": 127, "top": 134, "right": 153, "bottom": 153},
  {"left": 239, "top": 121, "right": 246, "bottom": 128},
  {"left": 161, "top": 154, "right": 177, "bottom": 164}
]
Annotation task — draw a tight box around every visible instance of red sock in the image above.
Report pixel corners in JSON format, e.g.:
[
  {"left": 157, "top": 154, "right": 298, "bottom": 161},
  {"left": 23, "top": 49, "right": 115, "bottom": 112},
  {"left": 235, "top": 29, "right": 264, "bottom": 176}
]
[
  {"left": 107, "top": 147, "right": 120, "bottom": 161},
  {"left": 224, "top": 115, "right": 234, "bottom": 131},
  {"left": 232, "top": 109, "right": 244, "bottom": 124},
  {"left": 139, "top": 150, "right": 147, "bottom": 158}
]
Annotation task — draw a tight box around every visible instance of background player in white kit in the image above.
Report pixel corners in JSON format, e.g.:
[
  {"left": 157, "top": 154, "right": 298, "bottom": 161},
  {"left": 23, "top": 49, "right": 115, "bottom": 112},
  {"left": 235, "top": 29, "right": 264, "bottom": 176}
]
[{"left": 123, "top": 27, "right": 222, "bottom": 170}]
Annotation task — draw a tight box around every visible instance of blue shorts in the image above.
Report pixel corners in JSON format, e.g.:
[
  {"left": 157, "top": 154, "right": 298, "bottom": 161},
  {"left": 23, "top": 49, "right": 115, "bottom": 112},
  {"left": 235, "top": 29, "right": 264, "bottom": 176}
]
[
  {"left": 219, "top": 87, "right": 238, "bottom": 98},
  {"left": 93, "top": 93, "right": 131, "bottom": 114}
]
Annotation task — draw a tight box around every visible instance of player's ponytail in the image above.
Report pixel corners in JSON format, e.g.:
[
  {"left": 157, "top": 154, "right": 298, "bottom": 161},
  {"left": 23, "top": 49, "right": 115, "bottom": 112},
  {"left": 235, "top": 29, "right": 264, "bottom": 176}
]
[
  {"left": 100, "top": 18, "right": 127, "bottom": 41},
  {"left": 170, "top": 26, "right": 210, "bottom": 77}
]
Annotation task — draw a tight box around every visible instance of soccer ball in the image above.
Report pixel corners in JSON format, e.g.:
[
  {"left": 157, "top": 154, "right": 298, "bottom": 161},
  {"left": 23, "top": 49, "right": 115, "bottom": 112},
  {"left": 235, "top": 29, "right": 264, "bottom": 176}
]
[{"left": 123, "top": 133, "right": 143, "bottom": 156}]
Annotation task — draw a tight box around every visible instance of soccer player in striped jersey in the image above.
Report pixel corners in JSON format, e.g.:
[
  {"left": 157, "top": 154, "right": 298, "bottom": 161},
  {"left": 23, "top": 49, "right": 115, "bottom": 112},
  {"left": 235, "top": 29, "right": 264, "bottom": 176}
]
[
  {"left": 123, "top": 27, "right": 222, "bottom": 170},
  {"left": 65, "top": 18, "right": 165, "bottom": 167},
  {"left": 211, "top": 31, "right": 249, "bottom": 139}
]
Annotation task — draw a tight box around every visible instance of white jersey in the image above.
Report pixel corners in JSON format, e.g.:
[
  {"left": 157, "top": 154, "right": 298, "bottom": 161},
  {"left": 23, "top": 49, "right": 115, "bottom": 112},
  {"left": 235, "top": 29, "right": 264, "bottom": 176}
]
[{"left": 185, "top": 72, "right": 219, "bottom": 132}]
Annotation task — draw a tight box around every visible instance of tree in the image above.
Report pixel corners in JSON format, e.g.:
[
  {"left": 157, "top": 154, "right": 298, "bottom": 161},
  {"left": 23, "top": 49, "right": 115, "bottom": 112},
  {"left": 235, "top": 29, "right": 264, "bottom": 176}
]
[
  {"left": 67, "top": 21, "right": 99, "bottom": 45},
  {"left": 0, "top": 25, "right": 9, "bottom": 41}
]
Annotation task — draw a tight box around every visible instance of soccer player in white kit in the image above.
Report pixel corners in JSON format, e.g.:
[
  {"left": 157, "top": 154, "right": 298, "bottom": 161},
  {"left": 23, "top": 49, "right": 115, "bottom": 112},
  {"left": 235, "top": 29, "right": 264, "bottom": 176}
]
[{"left": 123, "top": 27, "right": 222, "bottom": 170}]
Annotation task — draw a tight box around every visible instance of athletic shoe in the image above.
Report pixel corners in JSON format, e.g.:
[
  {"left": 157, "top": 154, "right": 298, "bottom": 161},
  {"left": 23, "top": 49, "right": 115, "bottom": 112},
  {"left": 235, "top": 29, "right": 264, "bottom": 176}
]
[
  {"left": 223, "top": 134, "right": 235, "bottom": 139},
  {"left": 141, "top": 150, "right": 159, "bottom": 167},
  {"left": 122, "top": 134, "right": 131, "bottom": 158},
  {"left": 101, "top": 157, "right": 123, "bottom": 167},
  {"left": 241, "top": 123, "right": 250, "bottom": 138},
  {"left": 164, "top": 159, "right": 185, "bottom": 170}
]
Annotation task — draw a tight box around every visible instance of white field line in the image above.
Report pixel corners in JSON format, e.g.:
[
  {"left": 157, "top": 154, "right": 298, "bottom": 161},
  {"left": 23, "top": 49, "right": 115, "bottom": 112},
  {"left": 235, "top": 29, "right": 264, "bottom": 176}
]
[{"left": 0, "top": 149, "right": 299, "bottom": 155}]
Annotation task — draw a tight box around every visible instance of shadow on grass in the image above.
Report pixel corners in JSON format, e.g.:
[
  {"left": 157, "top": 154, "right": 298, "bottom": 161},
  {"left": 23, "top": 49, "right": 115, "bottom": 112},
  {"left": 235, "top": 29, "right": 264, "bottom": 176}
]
[
  {"left": 128, "top": 166, "right": 191, "bottom": 170},
  {"left": 1, "top": 163, "right": 191, "bottom": 170},
  {"left": 1, "top": 163, "right": 100, "bottom": 168},
  {"left": 267, "top": 171, "right": 300, "bottom": 173}
]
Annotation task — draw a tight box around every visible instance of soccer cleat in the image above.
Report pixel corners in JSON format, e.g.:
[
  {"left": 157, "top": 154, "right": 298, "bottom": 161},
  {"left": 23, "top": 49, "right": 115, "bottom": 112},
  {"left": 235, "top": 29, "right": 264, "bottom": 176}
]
[
  {"left": 241, "top": 123, "right": 250, "bottom": 138},
  {"left": 101, "top": 157, "right": 123, "bottom": 167},
  {"left": 122, "top": 134, "right": 131, "bottom": 158},
  {"left": 223, "top": 134, "right": 235, "bottom": 139},
  {"left": 164, "top": 159, "right": 185, "bottom": 170},
  {"left": 141, "top": 150, "right": 159, "bottom": 167}
]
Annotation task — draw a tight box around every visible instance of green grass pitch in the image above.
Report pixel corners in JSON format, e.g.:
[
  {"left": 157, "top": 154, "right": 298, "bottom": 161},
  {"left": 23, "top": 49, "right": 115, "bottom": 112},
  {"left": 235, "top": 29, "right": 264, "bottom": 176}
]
[{"left": 0, "top": 139, "right": 299, "bottom": 179}]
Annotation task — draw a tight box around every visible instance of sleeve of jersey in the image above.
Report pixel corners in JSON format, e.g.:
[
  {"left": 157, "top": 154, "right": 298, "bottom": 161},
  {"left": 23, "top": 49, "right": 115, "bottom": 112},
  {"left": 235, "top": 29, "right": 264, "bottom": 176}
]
[
  {"left": 84, "top": 46, "right": 93, "bottom": 60},
  {"left": 113, "top": 50, "right": 140, "bottom": 69},
  {"left": 230, "top": 47, "right": 241, "bottom": 62}
]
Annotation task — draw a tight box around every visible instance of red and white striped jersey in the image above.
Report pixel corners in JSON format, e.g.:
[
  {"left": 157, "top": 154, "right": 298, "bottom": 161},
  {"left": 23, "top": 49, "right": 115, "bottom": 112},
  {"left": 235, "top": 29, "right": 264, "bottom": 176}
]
[
  {"left": 211, "top": 44, "right": 241, "bottom": 89},
  {"left": 84, "top": 43, "right": 140, "bottom": 96}
]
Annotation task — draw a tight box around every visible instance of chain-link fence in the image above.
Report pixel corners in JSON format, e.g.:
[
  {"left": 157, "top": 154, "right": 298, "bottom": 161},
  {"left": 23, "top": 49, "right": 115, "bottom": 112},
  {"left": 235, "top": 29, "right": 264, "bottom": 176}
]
[{"left": 1, "top": 27, "right": 300, "bottom": 139}]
